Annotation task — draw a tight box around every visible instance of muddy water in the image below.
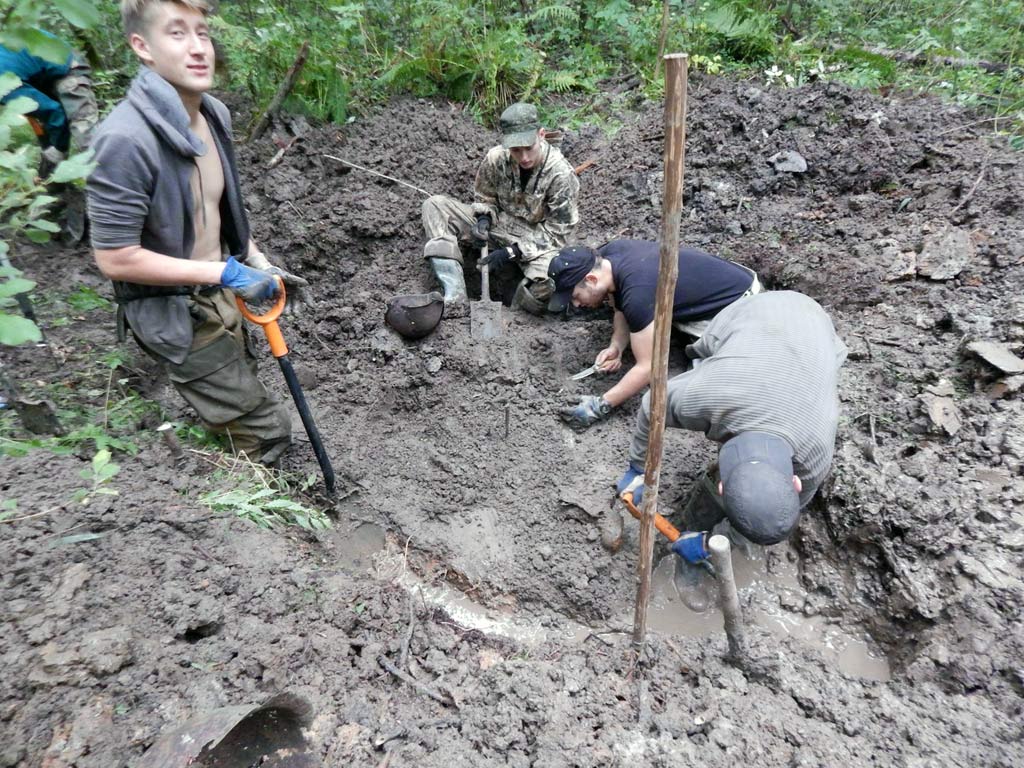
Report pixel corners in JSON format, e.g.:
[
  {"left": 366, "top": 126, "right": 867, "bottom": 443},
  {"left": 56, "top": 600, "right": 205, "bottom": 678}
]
[{"left": 331, "top": 519, "right": 890, "bottom": 681}]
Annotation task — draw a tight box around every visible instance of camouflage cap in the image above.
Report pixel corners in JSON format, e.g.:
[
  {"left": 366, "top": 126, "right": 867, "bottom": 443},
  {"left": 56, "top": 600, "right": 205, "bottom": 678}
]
[{"left": 499, "top": 102, "right": 540, "bottom": 149}]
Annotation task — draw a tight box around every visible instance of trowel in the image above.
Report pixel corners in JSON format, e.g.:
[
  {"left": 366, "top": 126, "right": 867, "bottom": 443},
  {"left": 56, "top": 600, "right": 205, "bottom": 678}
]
[{"left": 470, "top": 244, "right": 505, "bottom": 340}]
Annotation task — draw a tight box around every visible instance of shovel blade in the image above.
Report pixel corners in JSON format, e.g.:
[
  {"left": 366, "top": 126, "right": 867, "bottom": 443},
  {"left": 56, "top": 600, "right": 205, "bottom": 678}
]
[{"left": 470, "top": 299, "right": 504, "bottom": 339}]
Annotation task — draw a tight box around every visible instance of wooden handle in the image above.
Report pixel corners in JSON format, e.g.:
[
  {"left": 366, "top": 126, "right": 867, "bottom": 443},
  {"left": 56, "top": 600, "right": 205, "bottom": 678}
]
[{"left": 621, "top": 493, "right": 681, "bottom": 542}]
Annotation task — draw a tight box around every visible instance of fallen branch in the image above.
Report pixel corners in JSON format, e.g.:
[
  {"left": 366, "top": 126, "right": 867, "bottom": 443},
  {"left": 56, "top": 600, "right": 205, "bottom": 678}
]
[
  {"left": 828, "top": 42, "right": 1016, "bottom": 74},
  {"left": 573, "top": 157, "right": 598, "bottom": 176},
  {"left": 399, "top": 590, "right": 417, "bottom": 671},
  {"left": 247, "top": 41, "right": 310, "bottom": 143},
  {"left": 267, "top": 136, "right": 300, "bottom": 169},
  {"left": 323, "top": 154, "right": 433, "bottom": 197},
  {"left": 377, "top": 655, "right": 455, "bottom": 707},
  {"left": 950, "top": 158, "right": 989, "bottom": 215}
]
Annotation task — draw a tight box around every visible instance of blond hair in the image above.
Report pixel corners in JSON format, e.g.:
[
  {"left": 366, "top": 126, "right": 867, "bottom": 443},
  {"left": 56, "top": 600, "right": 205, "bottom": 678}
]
[{"left": 121, "top": 0, "right": 214, "bottom": 37}]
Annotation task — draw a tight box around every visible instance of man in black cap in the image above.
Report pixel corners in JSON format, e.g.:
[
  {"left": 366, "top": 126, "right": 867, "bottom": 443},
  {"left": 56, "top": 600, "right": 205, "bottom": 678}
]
[
  {"left": 421, "top": 102, "right": 579, "bottom": 317},
  {"left": 616, "top": 290, "right": 847, "bottom": 608},
  {"left": 550, "top": 240, "right": 761, "bottom": 428}
]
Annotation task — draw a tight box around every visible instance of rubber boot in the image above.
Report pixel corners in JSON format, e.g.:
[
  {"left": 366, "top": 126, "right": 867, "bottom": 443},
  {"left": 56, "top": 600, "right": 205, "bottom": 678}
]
[
  {"left": 673, "top": 556, "right": 714, "bottom": 613},
  {"left": 511, "top": 279, "right": 545, "bottom": 316},
  {"left": 429, "top": 257, "right": 468, "bottom": 318}
]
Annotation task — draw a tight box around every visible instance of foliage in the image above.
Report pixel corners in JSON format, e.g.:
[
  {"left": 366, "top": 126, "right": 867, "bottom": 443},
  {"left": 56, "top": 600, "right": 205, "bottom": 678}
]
[
  {"left": 72, "top": 447, "right": 119, "bottom": 505},
  {"left": 0, "top": 0, "right": 100, "bottom": 63},
  {"left": 65, "top": 286, "right": 112, "bottom": 313},
  {"left": 201, "top": 485, "right": 332, "bottom": 532},
  {"left": 0, "top": 0, "right": 99, "bottom": 348}
]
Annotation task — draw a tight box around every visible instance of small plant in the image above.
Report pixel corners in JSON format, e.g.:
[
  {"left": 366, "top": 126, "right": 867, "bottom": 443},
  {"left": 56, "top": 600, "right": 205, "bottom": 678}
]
[
  {"left": 72, "top": 448, "right": 120, "bottom": 505},
  {"left": 0, "top": 499, "right": 18, "bottom": 522},
  {"left": 201, "top": 485, "right": 331, "bottom": 532},
  {"left": 66, "top": 286, "right": 113, "bottom": 314}
]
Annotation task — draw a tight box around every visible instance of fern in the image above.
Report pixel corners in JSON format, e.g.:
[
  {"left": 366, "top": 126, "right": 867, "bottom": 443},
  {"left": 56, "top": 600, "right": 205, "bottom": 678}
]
[
  {"left": 702, "top": 3, "right": 777, "bottom": 62},
  {"left": 528, "top": 3, "right": 578, "bottom": 25},
  {"left": 547, "top": 70, "right": 581, "bottom": 92}
]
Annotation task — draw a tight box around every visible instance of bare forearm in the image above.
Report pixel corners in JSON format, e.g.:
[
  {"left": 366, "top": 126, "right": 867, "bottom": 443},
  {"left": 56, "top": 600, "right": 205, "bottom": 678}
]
[
  {"left": 602, "top": 362, "right": 651, "bottom": 408},
  {"left": 94, "top": 246, "right": 225, "bottom": 286}
]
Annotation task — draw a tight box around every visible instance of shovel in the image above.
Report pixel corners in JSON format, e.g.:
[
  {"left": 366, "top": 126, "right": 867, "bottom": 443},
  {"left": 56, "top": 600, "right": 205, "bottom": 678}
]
[
  {"left": 470, "top": 244, "right": 505, "bottom": 340},
  {"left": 236, "top": 282, "right": 336, "bottom": 495}
]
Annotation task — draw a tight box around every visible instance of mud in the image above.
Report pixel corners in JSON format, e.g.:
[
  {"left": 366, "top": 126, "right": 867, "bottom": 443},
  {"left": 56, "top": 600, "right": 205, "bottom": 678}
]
[{"left": 2, "top": 73, "right": 1023, "bottom": 766}]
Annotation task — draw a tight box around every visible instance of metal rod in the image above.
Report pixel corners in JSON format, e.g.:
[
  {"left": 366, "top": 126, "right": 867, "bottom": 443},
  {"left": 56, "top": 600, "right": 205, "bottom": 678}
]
[
  {"left": 278, "top": 354, "right": 336, "bottom": 495},
  {"left": 323, "top": 154, "right": 433, "bottom": 197},
  {"left": 156, "top": 422, "right": 185, "bottom": 463},
  {"left": 708, "top": 534, "right": 746, "bottom": 660},
  {"left": 632, "top": 53, "right": 689, "bottom": 651}
]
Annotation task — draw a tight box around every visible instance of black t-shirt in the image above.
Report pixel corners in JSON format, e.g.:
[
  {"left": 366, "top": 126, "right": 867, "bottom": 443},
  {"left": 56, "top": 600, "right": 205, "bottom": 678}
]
[{"left": 601, "top": 239, "right": 753, "bottom": 333}]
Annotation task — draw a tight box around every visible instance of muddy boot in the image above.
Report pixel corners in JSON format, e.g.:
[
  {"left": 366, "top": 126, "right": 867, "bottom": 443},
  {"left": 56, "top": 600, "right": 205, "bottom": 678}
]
[
  {"left": 599, "top": 506, "right": 624, "bottom": 553},
  {"left": 428, "top": 256, "right": 468, "bottom": 318},
  {"left": 510, "top": 278, "right": 552, "bottom": 316},
  {"left": 673, "top": 556, "right": 714, "bottom": 613}
]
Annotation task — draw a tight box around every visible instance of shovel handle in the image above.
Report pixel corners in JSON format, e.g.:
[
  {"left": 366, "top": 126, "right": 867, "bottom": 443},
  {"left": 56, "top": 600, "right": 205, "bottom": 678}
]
[
  {"left": 621, "top": 492, "right": 682, "bottom": 543},
  {"left": 235, "top": 278, "right": 288, "bottom": 357},
  {"left": 480, "top": 244, "right": 490, "bottom": 299}
]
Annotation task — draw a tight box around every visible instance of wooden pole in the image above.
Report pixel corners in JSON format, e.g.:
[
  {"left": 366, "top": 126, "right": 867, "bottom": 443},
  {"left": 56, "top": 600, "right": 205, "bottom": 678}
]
[
  {"left": 632, "top": 53, "right": 689, "bottom": 651},
  {"left": 247, "top": 41, "right": 310, "bottom": 143}
]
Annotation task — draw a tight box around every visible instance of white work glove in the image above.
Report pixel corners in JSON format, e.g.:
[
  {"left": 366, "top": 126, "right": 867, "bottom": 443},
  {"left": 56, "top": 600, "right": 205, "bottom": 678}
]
[{"left": 246, "top": 251, "right": 310, "bottom": 316}]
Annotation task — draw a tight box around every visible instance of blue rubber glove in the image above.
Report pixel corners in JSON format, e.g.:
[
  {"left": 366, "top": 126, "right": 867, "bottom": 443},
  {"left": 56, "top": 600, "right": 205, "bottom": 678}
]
[
  {"left": 221, "top": 256, "right": 279, "bottom": 303},
  {"left": 616, "top": 463, "right": 645, "bottom": 505},
  {"left": 558, "top": 395, "right": 612, "bottom": 429},
  {"left": 671, "top": 531, "right": 710, "bottom": 564}
]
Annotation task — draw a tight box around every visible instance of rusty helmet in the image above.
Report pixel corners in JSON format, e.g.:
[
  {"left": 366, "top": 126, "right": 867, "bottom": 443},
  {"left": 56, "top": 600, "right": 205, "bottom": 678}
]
[{"left": 385, "top": 292, "right": 445, "bottom": 339}]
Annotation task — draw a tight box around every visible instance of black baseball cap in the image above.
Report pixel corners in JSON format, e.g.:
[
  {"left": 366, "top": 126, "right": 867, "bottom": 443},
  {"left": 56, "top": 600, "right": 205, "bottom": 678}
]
[
  {"left": 718, "top": 431, "right": 800, "bottom": 545},
  {"left": 547, "top": 245, "right": 598, "bottom": 312}
]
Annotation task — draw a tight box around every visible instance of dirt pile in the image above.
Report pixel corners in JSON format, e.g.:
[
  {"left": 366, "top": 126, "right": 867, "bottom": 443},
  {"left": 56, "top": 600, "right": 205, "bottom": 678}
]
[{"left": 1, "top": 73, "right": 1022, "bottom": 766}]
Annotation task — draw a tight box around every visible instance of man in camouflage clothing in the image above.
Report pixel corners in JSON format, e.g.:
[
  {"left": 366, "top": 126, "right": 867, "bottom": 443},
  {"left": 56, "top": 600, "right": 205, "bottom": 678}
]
[
  {"left": 421, "top": 102, "right": 580, "bottom": 316},
  {"left": 1, "top": 32, "right": 99, "bottom": 240}
]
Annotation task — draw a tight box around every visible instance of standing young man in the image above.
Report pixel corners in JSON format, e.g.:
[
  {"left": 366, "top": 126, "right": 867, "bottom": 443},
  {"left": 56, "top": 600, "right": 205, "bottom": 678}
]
[
  {"left": 421, "top": 102, "right": 580, "bottom": 317},
  {"left": 87, "top": 0, "right": 307, "bottom": 462}
]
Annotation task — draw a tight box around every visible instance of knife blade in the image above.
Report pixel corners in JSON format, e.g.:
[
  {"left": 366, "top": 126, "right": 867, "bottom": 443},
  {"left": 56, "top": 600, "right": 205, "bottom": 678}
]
[{"left": 570, "top": 364, "right": 601, "bottom": 381}]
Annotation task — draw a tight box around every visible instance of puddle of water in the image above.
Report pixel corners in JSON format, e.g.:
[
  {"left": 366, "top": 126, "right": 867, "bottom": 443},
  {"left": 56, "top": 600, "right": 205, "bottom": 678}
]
[
  {"left": 329, "top": 521, "right": 891, "bottom": 681},
  {"left": 628, "top": 539, "right": 890, "bottom": 681}
]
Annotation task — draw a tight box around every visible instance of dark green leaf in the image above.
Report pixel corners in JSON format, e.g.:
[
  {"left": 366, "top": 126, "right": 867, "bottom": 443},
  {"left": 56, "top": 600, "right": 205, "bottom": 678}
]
[
  {"left": 51, "top": 0, "right": 102, "bottom": 29},
  {"left": 0, "top": 313, "right": 42, "bottom": 345}
]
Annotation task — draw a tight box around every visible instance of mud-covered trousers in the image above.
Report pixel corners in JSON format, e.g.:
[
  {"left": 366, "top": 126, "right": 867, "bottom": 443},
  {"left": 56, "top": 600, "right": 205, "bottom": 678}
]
[
  {"left": 422, "top": 194, "right": 554, "bottom": 282},
  {"left": 134, "top": 288, "right": 292, "bottom": 463}
]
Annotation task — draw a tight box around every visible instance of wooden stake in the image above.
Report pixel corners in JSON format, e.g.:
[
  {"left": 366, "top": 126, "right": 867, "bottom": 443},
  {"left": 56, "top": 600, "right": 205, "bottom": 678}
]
[
  {"left": 247, "top": 41, "right": 310, "bottom": 143},
  {"left": 632, "top": 53, "right": 689, "bottom": 651},
  {"left": 709, "top": 534, "right": 746, "bottom": 660}
]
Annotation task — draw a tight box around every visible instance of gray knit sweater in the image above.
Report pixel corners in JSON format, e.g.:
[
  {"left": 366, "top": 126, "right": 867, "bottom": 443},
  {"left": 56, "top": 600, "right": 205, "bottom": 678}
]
[{"left": 629, "top": 291, "right": 847, "bottom": 506}]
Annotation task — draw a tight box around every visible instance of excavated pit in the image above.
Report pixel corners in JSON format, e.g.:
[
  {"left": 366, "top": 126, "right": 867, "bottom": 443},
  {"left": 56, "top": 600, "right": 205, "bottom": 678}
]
[{"left": 1, "top": 73, "right": 1022, "bottom": 765}]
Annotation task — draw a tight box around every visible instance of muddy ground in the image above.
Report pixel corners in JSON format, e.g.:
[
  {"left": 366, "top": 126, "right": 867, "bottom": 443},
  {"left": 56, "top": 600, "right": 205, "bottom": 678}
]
[{"left": 1, "top": 73, "right": 1023, "bottom": 766}]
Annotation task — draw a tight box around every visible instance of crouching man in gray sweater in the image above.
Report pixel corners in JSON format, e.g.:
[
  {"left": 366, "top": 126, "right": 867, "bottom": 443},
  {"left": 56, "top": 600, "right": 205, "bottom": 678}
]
[
  {"left": 87, "top": 0, "right": 308, "bottom": 463},
  {"left": 616, "top": 291, "right": 847, "bottom": 609}
]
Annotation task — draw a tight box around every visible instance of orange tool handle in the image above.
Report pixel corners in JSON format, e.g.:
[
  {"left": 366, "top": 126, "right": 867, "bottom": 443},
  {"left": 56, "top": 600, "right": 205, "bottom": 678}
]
[
  {"left": 234, "top": 278, "right": 288, "bottom": 357},
  {"left": 621, "top": 492, "right": 681, "bottom": 543},
  {"left": 27, "top": 116, "right": 45, "bottom": 138}
]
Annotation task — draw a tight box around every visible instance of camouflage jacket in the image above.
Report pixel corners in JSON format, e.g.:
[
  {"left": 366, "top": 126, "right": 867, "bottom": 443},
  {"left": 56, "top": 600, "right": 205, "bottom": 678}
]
[{"left": 472, "top": 139, "right": 579, "bottom": 264}]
